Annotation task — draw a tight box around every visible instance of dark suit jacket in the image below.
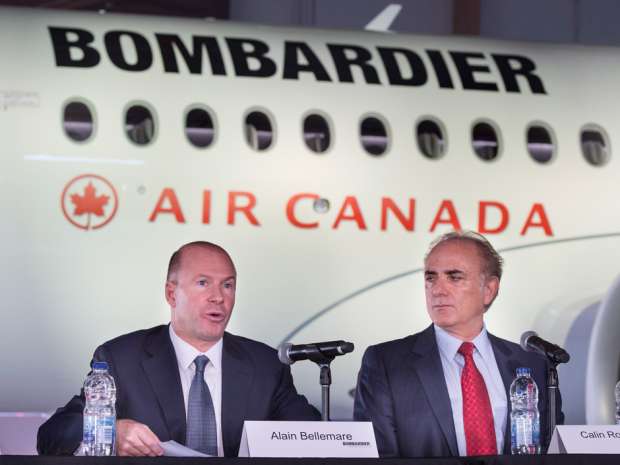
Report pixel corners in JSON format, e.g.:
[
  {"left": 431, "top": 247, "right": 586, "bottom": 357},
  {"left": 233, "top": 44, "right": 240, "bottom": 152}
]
[
  {"left": 353, "top": 325, "right": 564, "bottom": 458},
  {"left": 37, "top": 325, "right": 320, "bottom": 456}
]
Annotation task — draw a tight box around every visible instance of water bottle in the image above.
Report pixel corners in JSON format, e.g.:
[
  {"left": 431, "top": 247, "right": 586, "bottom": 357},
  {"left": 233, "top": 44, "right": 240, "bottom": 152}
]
[
  {"left": 82, "top": 361, "right": 117, "bottom": 456},
  {"left": 615, "top": 380, "right": 620, "bottom": 425},
  {"left": 510, "top": 367, "right": 540, "bottom": 455}
]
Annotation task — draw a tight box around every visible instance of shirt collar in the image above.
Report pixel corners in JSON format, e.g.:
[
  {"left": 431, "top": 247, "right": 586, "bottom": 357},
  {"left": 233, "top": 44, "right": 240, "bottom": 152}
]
[
  {"left": 169, "top": 324, "right": 223, "bottom": 372},
  {"left": 434, "top": 323, "right": 492, "bottom": 362}
]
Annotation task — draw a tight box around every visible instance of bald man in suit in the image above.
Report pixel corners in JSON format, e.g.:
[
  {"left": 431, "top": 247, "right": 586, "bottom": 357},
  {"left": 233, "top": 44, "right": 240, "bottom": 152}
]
[{"left": 38, "top": 241, "right": 319, "bottom": 456}]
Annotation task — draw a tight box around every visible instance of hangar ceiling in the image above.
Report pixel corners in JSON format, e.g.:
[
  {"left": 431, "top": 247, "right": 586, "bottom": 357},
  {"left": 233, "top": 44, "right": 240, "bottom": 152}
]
[
  {"left": 0, "top": 0, "right": 228, "bottom": 18},
  {"left": 0, "top": 0, "right": 619, "bottom": 46}
]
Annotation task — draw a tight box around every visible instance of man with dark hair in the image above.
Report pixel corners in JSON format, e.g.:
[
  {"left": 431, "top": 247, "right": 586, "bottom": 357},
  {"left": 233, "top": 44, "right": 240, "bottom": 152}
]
[
  {"left": 38, "top": 241, "right": 319, "bottom": 456},
  {"left": 354, "top": 231, "right": 563, "bottom": 458}
]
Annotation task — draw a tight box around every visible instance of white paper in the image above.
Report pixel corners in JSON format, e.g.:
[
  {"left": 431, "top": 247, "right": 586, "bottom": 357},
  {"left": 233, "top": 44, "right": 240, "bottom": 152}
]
[{"left": 160, "top": 440, "right": 212, "bottom": 457}]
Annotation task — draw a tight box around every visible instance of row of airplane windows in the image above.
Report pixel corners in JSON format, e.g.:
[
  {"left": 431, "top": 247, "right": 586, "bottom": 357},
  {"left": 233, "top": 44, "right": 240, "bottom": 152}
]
[{"left": 62, "top": 100, "right": 611, "bottom": 167}]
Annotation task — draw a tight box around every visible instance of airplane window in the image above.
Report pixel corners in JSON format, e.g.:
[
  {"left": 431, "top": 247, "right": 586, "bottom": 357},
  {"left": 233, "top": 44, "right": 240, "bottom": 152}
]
[
  {"left": 527, "top": 124, "right": 555, "bottom": 164},
  {"left": 63, "top": 101, "right": 94, "bottom": 142},
  {"left": 185, "top": 107, "right": 215, "bottom": 148},
  {"left": 245, "top": 111, "right": 274, "bottom": 151},
  {"left": 472, "top": 121, "right": 500, "bottom": 161},
  {"left": 581, "top": 125, "right": 610, "bottom": 166},
  {"left": 360, "top": 116, "right": 389, "bottom": 156},
  {"left": 303, "top": 113, "right": 331, "bottom": 154},
  {"left": 416, "top": 119, "right": 446, "bottom": 159},
  {"left": 125, "top": 104, "right": 156, "bottom": 146}
]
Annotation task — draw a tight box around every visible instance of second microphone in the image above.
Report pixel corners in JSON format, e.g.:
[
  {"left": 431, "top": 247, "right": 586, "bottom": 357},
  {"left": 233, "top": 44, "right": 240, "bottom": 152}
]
[{"left": 279, "top": 340, "right": 354, "bottom": 365}]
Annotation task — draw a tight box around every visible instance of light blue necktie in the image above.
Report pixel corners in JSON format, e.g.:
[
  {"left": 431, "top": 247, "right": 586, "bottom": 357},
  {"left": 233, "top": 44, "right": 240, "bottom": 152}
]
[{"left": 186, "top": 355, "right": 218, "bottom": 456}]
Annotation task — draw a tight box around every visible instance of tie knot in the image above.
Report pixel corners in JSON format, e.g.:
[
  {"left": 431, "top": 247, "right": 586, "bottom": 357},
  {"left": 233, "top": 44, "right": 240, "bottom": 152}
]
[
  {"left": 193, "top": 355, "right": 209, "bottom": 373},
  {"left": 458, "top": 342, "right": 475, "bottom": 357}
]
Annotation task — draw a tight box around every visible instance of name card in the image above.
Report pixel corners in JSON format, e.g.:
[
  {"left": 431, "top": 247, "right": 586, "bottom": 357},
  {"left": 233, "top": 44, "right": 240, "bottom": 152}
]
[
  {"left": 548, "top": 425, "right": 620, "bottom": 454},
  {"left": 238, "top": 421, "right": 378, "bottom": 457}
]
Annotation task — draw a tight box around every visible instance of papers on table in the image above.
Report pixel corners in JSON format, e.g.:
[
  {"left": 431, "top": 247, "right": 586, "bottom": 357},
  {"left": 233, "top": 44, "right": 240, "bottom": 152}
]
[{"left": 160, "top": 440, "right": 212, "bottom": 457}]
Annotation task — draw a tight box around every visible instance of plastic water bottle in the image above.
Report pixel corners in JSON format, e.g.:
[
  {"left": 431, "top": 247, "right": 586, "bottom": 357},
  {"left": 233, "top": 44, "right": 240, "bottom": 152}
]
[
  {"left": 615, "top": 380, "right": 620, "bottom": 425},
  {"left": 510, "top": 367, "right": 540, "bottom": 455},
  {"left": 82, "top": 361, "right": 116, "bottom": 456}
]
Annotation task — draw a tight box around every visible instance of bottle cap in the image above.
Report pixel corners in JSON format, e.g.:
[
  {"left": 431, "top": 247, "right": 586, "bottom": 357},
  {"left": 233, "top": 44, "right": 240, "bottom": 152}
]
[
  {"left": 92, "top": 361, "right": 109, "bottom": 371},
  {"left": 516, "top": 367, "right": 531, "bottom": 377}
]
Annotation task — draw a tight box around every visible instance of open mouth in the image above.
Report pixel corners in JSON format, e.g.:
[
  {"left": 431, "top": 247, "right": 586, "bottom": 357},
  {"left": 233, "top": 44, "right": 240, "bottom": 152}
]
[{"left": 203, "top": 312, "right": 226, "bottom": 323}]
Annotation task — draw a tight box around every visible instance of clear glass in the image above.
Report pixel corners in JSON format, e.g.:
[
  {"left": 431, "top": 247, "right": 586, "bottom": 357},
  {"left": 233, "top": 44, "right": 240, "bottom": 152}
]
[
  {"left": 360, "top": 116, "right": 388, "bottom": 156},
  {"left": 63, "top": 101, "right": 94, "bottom": 142}
]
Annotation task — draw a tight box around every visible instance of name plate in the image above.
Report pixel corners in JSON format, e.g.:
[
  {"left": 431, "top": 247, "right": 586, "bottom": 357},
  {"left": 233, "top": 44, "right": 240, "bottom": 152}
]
[
  {"left": 238, "top": 421, "right": 378, "bottom": 457},
  {"left": 548, "top": 425, "right": 620, "bottom": 454}
]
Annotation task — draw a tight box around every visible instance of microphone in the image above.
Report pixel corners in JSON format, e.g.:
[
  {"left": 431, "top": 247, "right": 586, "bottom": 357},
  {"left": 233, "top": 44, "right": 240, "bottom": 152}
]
[
  {"left": 520, "top": 331, "right": 570, "bottom": 364},
  {"left": 278, "top": 340, "right": 354, "bottom": 365}
]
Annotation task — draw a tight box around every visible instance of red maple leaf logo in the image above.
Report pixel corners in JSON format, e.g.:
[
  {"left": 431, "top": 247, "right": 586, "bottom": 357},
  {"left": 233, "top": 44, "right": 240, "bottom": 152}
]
[{"left": 70, "top": 182, "right": 109, "bottom": 229}]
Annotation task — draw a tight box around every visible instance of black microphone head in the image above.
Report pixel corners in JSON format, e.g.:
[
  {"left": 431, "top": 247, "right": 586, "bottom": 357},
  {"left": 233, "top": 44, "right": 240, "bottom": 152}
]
[
  {"left": 520, "top": 330, "right": 538, "bottom": 351},
  {"left": 278, "top": 342, "right": 293, "bottom": 365},
  {"left": 555, "top": 350, "right": 570, "bottom": 364},
  {"left": 341, "top": 342, "right": 354, "bottom": 354}
]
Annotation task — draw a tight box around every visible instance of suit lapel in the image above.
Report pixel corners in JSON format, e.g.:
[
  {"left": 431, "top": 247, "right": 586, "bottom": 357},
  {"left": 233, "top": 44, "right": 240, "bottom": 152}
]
[
  {"left": 411, "top": 325, "right": 459, "bottom": 456},
  {"left": 141, "top": 325, "right": 187, "bottom": 444},
  {"left": 221, "top": 333, "right": 253, "bottom": 457},
  {"left": 488, "top": 333, "right": 519, "bottom": 455}
]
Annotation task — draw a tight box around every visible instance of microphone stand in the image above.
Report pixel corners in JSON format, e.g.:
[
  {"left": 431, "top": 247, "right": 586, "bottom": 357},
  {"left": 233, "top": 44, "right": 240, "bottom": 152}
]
[
  {"left": 546, "top": 360, "right": 560, "bottom": 451},
  {"left": 544, "top": 348, "right": 570, "bottom": 452},
  {"left": 306, "top": 349, "right": 336, "bottom": 421},
  {"left": 319, "top": 363, "right": 331, "bottom": 421}
]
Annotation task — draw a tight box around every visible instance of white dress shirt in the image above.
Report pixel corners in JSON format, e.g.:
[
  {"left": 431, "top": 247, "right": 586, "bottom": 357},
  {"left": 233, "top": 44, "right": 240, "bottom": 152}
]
[
  {"left": 169, "top": 325, "right": 224, "bottom": 457},
  {"left": 434, "top": 324, "right": 507, "bottom": 456}
]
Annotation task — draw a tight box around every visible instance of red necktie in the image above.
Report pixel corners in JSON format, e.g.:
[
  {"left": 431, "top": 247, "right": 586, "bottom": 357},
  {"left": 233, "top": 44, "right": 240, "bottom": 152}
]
[{"left": 458, "top": 342, "right": 498, "bottom": 456}]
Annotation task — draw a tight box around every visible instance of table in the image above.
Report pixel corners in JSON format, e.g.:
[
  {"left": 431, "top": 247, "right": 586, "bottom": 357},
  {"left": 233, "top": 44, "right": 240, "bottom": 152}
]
[{"left": 2, "top": 456, "right": 620, "bottom": 465}]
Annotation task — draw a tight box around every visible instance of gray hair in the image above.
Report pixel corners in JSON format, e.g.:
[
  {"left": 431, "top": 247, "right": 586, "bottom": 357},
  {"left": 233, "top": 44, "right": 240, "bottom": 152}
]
[{"left": 424, "top": 230, "right": 504, "bottom": 281}]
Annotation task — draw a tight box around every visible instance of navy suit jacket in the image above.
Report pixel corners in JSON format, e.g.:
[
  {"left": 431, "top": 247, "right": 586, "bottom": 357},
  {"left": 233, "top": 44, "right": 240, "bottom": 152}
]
[
  {"left": 353, "top": 325, "right": 563, "bottom": 458},
  {"left": 37, "top": 325, "right": 320, "bottom": 456}
]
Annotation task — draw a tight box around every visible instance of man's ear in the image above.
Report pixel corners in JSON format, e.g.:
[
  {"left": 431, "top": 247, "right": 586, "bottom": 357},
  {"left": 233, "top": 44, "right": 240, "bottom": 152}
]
[
  {"left": 165, "top": 280, "right": 177, "bottom": 307},
  {"left": 483, "top": 276, "right": 500, "bottom": 307}
]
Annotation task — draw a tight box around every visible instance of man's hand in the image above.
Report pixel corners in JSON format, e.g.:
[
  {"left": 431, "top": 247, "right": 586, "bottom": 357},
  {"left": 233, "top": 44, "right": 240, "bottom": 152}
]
[{"left": 115, "top": 419, "right": 164, "bottom": 456}]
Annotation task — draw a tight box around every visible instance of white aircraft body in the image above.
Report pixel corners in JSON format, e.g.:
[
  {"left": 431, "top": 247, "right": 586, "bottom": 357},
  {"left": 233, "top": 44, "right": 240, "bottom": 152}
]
[{"left": 0, "top": 6, "right": 619, "bottom": 430}]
